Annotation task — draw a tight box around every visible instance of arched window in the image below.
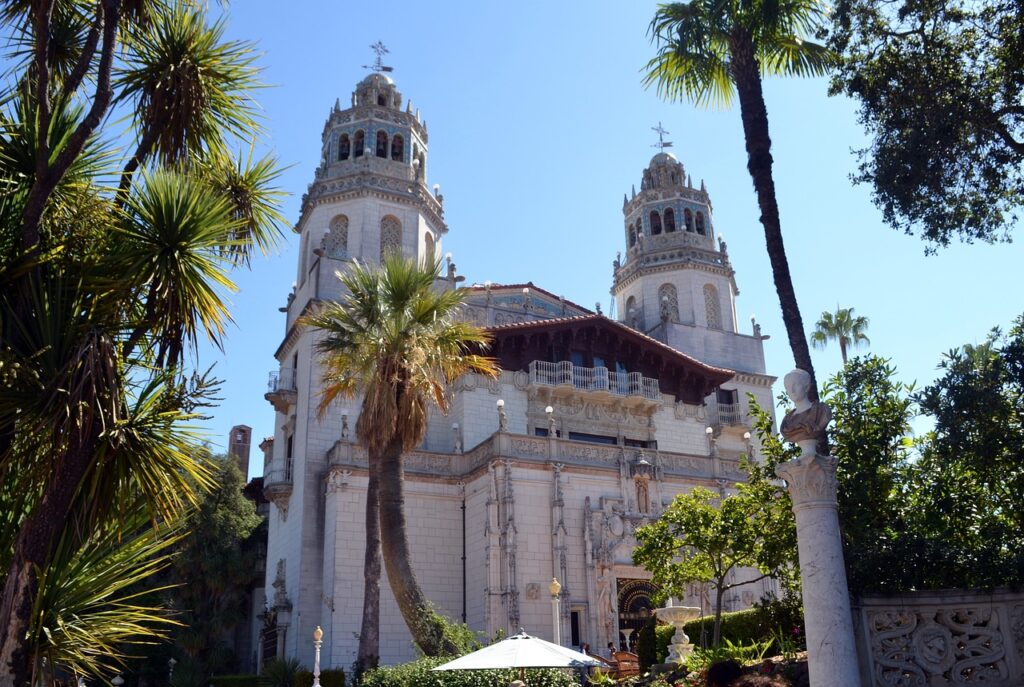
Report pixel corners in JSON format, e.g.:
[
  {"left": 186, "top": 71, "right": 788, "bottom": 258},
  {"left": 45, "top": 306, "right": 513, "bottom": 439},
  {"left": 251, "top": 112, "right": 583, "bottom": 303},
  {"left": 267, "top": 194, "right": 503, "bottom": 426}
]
[
  {"left": 376, "top": 131, "right": 388, "bottom": 158},
  {"left": 380, "top": 216, "right": 402, "bottom": 259},
  {"left": 322, "top": 215, "right": 349, "bottom": 258},
  {"left": 664, "top": 207, "right": 676, "bottom": 233},
  {"left": 658, "top": 284, "right": 679, "bottom": 322},
  {"left": 423, "top": 233, "right": 435, "bottom": 265},
  {"left": 650, "top": 211, "right": 662, "bottom": 235},
  {"left": 704, "top": 284, "right": 721, "bottom": 329},
  {"left": 684, "top": 209, "right": 693, "bottom": 232},
  {"left": 625, "top": 296, "right": 639, "bottom": 328},
  {"left": 391, "top": 134, "right": 404, "bottom": 161},
  {"left": 353, "top": 130, "right": 365, "bottom": 158},
  {"left": 338, "top": 134, "right": 350, "bottom": 161},
  {"left": 629, "top": 225, "right": 637, "bottom": 248},
  {"left": 377, "top": 93, "right": 387, "bottom": 106},
  {"left": 695, "top": 212, "right": 706, "bottom": 235}
]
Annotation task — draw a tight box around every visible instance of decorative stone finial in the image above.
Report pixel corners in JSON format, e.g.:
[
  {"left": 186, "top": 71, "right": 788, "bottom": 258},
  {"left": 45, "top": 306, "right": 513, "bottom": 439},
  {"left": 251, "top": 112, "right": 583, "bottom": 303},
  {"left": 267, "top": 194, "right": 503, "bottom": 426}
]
[{"left": 780, "top": 369, "right": 831, "bottom": 446}]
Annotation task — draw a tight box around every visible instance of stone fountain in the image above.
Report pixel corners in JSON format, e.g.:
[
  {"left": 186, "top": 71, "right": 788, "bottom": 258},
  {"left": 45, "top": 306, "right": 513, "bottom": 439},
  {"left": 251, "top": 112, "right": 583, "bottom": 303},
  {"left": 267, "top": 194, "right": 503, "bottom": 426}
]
[{"left": 655, "top": 599, "right": 701, "bottom": 663}]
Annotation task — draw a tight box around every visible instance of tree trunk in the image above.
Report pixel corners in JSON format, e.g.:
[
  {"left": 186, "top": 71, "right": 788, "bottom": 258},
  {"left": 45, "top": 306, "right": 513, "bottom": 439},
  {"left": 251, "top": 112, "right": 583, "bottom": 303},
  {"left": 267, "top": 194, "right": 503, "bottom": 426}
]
[
  {"left": 0, "top": 428, "right": 96, "bottom": 687},
  {"left": 713, "top": 583, "right": 725, "bottom": 648},
  {"left": 839, "top": 337, "right": 848, "bottom": 365},
  {"left": 355, "top": 458, "right": 381, "bottom": 675},
  {"left": 377, "top": 436, "right": 459, "bottom": 657},
  {"left": 729, "top": 29, "right": 819, "bottom": 401}
]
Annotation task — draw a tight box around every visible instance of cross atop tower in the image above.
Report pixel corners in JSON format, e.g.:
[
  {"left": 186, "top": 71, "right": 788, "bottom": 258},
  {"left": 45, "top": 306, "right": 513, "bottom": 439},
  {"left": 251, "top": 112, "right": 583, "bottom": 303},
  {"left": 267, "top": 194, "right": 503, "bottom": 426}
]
[
  {"left": 363, "top": 41, "right": 394, "bottom": 73},
  {"left": 651, "top": 122, "right": 673, "bottom": 150}
]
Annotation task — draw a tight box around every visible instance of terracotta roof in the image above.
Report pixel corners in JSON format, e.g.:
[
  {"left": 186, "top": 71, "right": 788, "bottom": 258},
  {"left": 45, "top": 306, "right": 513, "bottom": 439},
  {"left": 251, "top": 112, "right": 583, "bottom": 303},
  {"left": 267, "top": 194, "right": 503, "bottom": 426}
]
[
  {"left": 464, "top": 281, "right": 594, "bottom": 315},
  {"left": 486, "top": 313, "right": 735, "bottom": 379}
]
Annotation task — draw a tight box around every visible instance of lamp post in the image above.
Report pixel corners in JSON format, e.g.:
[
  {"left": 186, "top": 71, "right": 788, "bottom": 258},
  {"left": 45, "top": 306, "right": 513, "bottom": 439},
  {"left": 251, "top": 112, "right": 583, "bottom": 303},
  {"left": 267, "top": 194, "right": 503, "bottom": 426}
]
[
  {"left": 313, "top": 625, "right": 323, "bottom": 687},
  {"left": 549, "top": 577, "right": 562, "bottom": 645},
  {"left": 496, "top": 399, "right": 508, "bottom": 431},
  {"left": 545, "top": 405, "right": 556, "bottom": 436}
]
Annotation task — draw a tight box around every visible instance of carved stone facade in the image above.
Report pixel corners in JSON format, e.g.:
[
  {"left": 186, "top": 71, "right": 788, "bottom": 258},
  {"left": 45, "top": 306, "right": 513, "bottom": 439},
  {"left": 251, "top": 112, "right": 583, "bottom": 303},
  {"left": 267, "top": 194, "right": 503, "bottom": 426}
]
[
  {"left": 260, "top": 71, "right": 777, "bottom": 669},
  {"left": 855, "top": 589, "right": 1024, "bottom": 687}
]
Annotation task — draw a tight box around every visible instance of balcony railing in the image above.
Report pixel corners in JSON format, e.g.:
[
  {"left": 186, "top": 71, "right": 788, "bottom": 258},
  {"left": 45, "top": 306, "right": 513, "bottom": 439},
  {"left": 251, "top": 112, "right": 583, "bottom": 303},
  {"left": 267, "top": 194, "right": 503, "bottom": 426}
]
[
  {"left": 528, "top": 360, "right": 660, "bottom": 400},
  {"left": 267, "top": 368, "right": 297, "bottom": 394},
  {"left": 264, "top": 464, "right": 293, "bottom": 487},
  {"left": 710, "top": 402, "right": 746, "bottom": 427}
]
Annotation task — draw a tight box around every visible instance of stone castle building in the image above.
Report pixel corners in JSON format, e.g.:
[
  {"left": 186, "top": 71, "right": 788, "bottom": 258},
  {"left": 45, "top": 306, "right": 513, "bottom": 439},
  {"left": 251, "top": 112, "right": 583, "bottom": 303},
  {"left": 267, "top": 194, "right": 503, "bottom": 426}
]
[{"left": 258, "top": 69, "right": 778, "bottom": 668}]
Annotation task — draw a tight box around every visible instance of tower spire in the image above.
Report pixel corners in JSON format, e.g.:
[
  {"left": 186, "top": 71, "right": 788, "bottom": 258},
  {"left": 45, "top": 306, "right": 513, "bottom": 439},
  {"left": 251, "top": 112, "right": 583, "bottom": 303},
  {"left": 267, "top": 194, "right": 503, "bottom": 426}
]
[{"left": 651, "top": 121, "right": 673, "bottom": 151}]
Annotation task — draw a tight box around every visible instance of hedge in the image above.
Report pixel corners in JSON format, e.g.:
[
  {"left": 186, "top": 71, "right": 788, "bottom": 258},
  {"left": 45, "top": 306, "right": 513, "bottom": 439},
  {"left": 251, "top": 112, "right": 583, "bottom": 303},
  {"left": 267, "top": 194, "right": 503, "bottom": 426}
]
[
  {"left": 682, "top": 599, "right": 805, "bottom": 654},
  {"left": 296, "top": 669, "right": 345, "bottom": 687},
  {"left": 211, "top": 676, "right": 259, "bottom": 687},
  {"left": 361, "top": 656, "right": 579, "bottom": 687}
]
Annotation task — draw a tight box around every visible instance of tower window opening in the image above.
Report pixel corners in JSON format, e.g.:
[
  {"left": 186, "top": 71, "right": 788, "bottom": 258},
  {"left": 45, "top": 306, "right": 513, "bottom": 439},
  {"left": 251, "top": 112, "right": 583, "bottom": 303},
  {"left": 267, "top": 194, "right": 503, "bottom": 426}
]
[
  {"left": 377, "top": 93, "right": 387, "bottom": 106},
  {"left": 704, "top": 283, "right": 721, "bottom": 328},
  {"left": 380, "top": 215, "right": 402, "bottom": 260},
  {"left": 684, "top": 209, "right": 693, "bottom": 232},
  {"left": 664, "top": 208, "right": 676, "bottom": 233},
  {"left": 353, "top": 130, "right": 365, "bottom": 158},
  {"left": 376, "top": 131, "right": 388, "bottom": 158},
  {"left": 629, "top": 226, "right": 637, "bottom": 248},
  {"left": 650, "top": 211, "right": 662, "bottom": 235},
  {"left": 391, "top": 134, "right": 404, "bottom": 161},
  {"left": 338, "top": 134, "right": 350, "bottom": 161},
  {"left": 424, "top": 233, "right": 435, "bottom": 265},
  {"left": 696, "top": 212, "right": 706, "bottom": 235}
]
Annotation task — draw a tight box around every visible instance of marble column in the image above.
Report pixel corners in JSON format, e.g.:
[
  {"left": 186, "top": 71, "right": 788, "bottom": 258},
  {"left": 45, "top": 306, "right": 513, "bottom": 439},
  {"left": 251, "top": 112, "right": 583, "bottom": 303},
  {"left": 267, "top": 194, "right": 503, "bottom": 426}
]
[{"left": 777, "top": 368, "right": 861, "bottom": 687}]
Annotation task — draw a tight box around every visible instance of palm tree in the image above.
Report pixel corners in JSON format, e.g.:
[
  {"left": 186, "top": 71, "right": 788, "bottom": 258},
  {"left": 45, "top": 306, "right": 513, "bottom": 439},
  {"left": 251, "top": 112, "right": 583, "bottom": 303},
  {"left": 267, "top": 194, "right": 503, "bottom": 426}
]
[
  {"left": 304, "top": 255, "right": 498, "bottom": 658},
  {"left": 0, "top": 4, "right": 283, "bottom": 683},
  {"left": 811, "top": 306, "right": 870, "bottom": 364},
  {"left": 645, "top": 0, "right": 834, "bottom": 399}
]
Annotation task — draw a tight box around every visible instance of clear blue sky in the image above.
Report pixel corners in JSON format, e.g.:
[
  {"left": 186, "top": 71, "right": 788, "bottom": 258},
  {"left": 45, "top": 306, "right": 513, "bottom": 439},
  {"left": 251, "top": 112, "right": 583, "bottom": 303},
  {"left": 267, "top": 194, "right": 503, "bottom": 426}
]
[{"left": 197, "top": 1, "right": 1024, "bottom": 473}]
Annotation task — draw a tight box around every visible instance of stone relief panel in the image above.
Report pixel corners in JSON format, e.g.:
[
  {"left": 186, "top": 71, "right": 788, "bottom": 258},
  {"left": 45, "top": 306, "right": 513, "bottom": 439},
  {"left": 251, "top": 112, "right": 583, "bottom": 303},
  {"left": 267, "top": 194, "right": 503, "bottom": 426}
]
[
  {"left": 704, "top": 283, "right": 722, "bottom": 329},
  {"left": 858, "top": 592, "right": 1024, "bottom": 687},
  {"left": 323, "top": 215, "right": 349, "bottom": 258}
]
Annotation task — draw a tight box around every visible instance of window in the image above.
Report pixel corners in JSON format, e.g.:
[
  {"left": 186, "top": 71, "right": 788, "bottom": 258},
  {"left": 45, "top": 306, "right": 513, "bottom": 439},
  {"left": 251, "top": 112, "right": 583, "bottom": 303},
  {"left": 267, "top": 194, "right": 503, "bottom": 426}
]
[
  {"left": 568, "top": 432, "right": 617, "bottom": 445},
  {"left": 323, "top": 215, "right": 349, "bottom": 258},
  {"left": 570, "top": 351, "right": 586, "bottom": 366},
  {"left": 695, "top": 211, "right": 706, "bottom": 235},
  {"left": 377, "top": 93, "right": 387, "bottom": 106},
  {"left": 684, "top": 208, "right": 693, "bottom": 232},
  {"left": 391, "top": 134, "right": 404, "bottom": 161},
  {"left": 353, "top": 130, "right": 365, "bottom": 157},
  {"left": 664, "top": 208, "right": 676, "bottom": 233},
  {"left": 629, "top": 225, "right": 637, "bottom": 247},
  {"left": 717, "top": 388, "right": 739, "bottom": 405},
  {"left": 650, "top": 211, "right": 662, "bottom": 235},
  {"left": 338, "top": 134, "right": 350, "bottom": 161},
  {"left": 376, "top": 130, "right": 388, "bottom": 158},
  {"left": 570, "top": 610, "right": 582, "bottom": 648},
  {"left": 285, "top": 434, "right": 294, "bottom": 480},
  {"left": 423, "top": 233, "right": 435, "bottom": 265},
  {"left": 704, "top": 283, "right": 721, "bottom": 328},
  {"left": 380, "top": 216, "right": 402, "bottom": 259},
  {"left": 658, "top": 284, "right": 679, "bottom": 322}
]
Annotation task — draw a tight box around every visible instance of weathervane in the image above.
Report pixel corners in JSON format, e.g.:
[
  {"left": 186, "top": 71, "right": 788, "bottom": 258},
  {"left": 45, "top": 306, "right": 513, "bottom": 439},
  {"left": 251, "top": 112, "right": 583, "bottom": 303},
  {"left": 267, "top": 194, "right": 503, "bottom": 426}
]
[
  {"left": 363, "top": 41, "right": 394, "bottom": 73},
  {"left": 651, "top": 122, "right": 673, "bottom": 150}
]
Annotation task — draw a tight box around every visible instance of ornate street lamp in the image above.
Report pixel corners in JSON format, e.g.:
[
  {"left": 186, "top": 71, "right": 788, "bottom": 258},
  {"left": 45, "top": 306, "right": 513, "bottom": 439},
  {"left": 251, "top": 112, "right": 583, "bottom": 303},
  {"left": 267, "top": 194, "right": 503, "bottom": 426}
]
[
  {"left": 313, "top": 625, "right": 324, "bottom": 687},
  {"left": 549, "top": 577, "right": 563, "bottom": 645}
]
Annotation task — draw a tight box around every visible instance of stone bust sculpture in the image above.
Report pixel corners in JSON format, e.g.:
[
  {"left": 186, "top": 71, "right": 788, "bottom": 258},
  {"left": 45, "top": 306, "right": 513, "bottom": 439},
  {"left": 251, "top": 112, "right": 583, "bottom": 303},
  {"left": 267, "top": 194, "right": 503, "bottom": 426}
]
[{"left": 780, "top": 368, "right": 831, "bottom": 443}]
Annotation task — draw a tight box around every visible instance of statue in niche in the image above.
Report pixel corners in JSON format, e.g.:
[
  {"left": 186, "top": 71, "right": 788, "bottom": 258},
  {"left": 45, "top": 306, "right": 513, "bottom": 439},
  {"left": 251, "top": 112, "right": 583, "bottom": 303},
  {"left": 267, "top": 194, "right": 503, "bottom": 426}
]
[{"left": 780, "top": 368, "right": 831, "bottom": 443}]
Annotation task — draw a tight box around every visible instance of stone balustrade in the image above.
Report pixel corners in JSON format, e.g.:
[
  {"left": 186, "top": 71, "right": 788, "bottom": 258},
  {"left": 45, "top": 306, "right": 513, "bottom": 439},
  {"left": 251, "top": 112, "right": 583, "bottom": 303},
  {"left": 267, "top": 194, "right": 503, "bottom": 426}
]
[
  {"left": 325, "top": 431, "right": 744, "bottom": 483},
  {"left": 854, "top": 588, "right": 1024, "bottom": 687}
]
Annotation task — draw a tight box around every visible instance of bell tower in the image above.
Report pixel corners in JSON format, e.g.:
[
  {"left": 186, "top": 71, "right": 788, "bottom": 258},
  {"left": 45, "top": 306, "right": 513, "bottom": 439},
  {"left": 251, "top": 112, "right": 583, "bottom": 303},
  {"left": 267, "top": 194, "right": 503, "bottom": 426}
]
[
  {"left": 291, "top": 51, "right": 446, "bottom": 300},
  {"left": 612, "top": 127, "right": 765, "bottom": 374}
]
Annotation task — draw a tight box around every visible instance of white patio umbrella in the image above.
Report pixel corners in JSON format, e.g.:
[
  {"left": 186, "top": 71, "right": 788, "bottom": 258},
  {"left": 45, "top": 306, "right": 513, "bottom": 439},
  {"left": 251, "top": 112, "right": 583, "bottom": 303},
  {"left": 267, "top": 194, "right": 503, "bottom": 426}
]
[{"left": 433, "top": 629, "right": 603, "bottom": 681}]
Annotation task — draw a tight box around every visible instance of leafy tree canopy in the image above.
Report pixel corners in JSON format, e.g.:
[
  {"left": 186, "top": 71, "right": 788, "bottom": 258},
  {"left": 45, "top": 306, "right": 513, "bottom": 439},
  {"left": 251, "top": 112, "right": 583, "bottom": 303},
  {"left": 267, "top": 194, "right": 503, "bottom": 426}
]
[{"left": 828, "top": 0, "right": 1024, "bottom": 248}]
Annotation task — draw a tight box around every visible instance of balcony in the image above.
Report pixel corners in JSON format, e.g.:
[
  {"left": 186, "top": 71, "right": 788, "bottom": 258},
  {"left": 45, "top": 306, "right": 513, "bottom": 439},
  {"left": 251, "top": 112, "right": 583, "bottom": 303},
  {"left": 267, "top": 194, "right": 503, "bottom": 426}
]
[
  {"left": 709, "top": 402, "right": 748, "bottom": 429},
  {"left": 528, "top": 360, "right": 660, "bottom": 404},
  {"left": 265, "top": 368, "right": 297, "bottom": 413},
  {"left": 263, "top": 465, "right": 293, "bottom": 520}
]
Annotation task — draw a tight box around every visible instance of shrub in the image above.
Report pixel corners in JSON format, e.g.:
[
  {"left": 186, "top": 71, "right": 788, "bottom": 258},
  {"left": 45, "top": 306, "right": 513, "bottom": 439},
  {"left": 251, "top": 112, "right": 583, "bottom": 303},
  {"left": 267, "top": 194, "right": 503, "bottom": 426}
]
[
  {"left": 655, "top": 624, "right": 677, "bottom": 663},
  {"left": 360, "top": 656, "right": 578, "bottom": 687},
  {"left": 682, "top": 597, "right": 805, "bottom": 657},
  {"left": 211, "top": 676, "right": 259, "bottom": 687},
  {"left": 260, "top": 658, "right": 304, "bottom": 687},
  {"left": 637, "top": 615, "right": 679, "bottom": 671},
  {"left": 295, "top": 669, "right": 344, "bottom": 687}
]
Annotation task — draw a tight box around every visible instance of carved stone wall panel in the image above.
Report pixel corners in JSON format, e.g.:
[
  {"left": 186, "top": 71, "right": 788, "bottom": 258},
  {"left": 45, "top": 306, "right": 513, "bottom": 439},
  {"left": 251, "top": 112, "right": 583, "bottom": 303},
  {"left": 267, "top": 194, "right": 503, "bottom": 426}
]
[{"left": 856, "top": 590, "right": 1024, "bottom": 687}]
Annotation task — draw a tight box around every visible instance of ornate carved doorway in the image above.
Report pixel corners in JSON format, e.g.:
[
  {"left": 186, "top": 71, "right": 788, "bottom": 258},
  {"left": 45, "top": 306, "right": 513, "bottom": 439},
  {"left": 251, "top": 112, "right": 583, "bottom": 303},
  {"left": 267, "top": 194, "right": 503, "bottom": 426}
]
[{"left": 616, "top": 578, "right": 656, "bottom": 651}]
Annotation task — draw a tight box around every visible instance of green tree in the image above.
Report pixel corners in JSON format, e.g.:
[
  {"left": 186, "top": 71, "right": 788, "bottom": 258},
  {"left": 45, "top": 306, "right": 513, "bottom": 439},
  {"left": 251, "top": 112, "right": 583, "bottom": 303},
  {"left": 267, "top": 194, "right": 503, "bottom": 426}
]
[
  {"left": 910, "top": 320, "right": 1024, "bottom": 588},
  {"left": 0, "top": 3, "right": 283, "bottom": 683},
  {"left": 824, "top": 356, "right": 918, "bottom": 593},
  {"left": 170, "top": 455, "right": 263, "bottom": 676},
  {"left": 828, "top": 0, "right": 1024, "bottom": 248},
  {"left": 645, "top": 0, "right": 833, "bottom": 399},
  {"left": 633, "top": 483, "right": 795, "bottom": 647},
  {"left": 303, "top": 255, "right": 498, "bottom": 659},
  {"left": 810, "top": 306, "right": 870, "bottom": 364}
]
